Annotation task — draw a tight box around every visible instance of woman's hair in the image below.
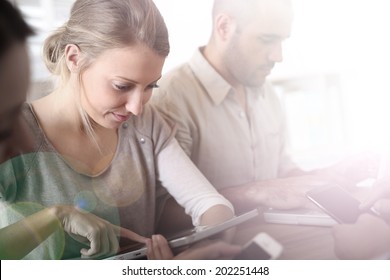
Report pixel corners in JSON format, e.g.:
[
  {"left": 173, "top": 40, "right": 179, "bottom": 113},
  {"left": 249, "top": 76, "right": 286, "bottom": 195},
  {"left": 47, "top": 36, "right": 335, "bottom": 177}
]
[
  {"left": 42, "top": 0, "right": 170, "bottom": 144},
  {"left": 0, "top": 0, "right": 34, "bottom": 58},
  {"left": 43, "top": 0, "right": 169, "bottom": 81}
]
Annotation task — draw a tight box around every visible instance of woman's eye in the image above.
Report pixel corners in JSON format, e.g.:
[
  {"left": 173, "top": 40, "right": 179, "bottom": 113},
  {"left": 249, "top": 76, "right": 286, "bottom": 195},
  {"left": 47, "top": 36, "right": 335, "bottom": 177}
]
[
  {"left": 113, "top": 83, "right": 130, "bottom": 91},
  {"left": 148, "top": 83, "right": 159, "bottom": 89}
]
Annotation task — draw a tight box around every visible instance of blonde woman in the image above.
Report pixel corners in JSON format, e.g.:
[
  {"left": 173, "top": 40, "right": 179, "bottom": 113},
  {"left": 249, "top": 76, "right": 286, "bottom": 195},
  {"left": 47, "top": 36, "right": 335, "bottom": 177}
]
[{"left": 0, "top": 0, "right": 235, "bottom": 259}]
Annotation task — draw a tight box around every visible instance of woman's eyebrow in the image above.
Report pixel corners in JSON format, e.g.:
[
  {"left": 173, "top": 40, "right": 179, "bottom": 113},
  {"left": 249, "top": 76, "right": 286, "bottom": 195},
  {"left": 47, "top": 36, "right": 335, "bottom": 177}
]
[{"left": 114, "top": 76, "right": 162, "bottom": 85}]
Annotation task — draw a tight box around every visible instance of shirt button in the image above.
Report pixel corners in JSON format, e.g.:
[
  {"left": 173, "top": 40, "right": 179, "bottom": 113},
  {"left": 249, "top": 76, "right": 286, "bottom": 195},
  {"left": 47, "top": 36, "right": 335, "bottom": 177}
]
[
  {"left": 140, "top": 138, "right": 146, "bottom": 144},
  {"left": 239, "top": 111, "right": 246, "bottom": 118},
  {"left": 122, "top": 122, "right": 129, "bottom": 129}
]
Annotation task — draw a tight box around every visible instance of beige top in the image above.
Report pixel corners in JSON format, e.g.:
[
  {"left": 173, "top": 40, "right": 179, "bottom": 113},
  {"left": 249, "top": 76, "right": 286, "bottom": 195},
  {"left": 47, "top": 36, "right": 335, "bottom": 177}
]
[{"left": 151, "top": 48, "right": 297, "bottom": 190}]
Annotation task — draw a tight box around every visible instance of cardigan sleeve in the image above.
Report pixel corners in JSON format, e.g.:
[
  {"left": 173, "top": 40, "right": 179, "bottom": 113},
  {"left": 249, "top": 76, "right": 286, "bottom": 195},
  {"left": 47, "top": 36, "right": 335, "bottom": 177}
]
[{"left": 156, "top": 138, "right": 234, "bottom": 226}]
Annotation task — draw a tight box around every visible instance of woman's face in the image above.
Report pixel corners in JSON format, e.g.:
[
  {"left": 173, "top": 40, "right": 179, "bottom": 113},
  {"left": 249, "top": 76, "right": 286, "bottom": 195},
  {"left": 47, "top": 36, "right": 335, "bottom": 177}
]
[
  {"left": 0, "top": 43, "right": 30, "bottom": 162},
  {"left": 79, "top": 44, "right": 165, "bottom": 129}
]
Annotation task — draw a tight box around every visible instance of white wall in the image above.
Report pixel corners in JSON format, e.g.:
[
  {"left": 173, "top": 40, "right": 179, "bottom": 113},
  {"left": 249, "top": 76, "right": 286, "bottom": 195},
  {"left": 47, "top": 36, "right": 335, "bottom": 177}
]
[
  {"left": 21, "top": 0, "right": 390, "bottom": 167},
  {"left": 286, "top": 0, "right": 390, "bottom": 158},
  {"left": 153, "top": 0, "right": 213, "bottom": 73}
]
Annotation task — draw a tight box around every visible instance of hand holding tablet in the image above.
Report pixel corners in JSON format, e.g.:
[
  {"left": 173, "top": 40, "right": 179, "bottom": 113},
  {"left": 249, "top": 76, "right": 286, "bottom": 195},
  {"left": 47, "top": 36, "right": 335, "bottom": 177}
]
[{"left": 106, "top": 208, "right": 260, "bottom": 260}]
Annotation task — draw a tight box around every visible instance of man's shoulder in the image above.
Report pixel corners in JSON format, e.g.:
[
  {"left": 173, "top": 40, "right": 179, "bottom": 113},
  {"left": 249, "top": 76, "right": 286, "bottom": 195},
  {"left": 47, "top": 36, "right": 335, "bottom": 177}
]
[
  {"left": 159, "top": 62, "right": 198, "bottom": 90},
  {"left": 152, "top": 62, "right": 202, "bottom": 108}
]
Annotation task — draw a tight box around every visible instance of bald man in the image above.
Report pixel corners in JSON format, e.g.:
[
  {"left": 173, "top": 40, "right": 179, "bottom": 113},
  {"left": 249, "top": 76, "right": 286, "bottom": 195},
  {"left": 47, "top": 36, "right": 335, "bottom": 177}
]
[
  {"left": 150, "top": 0, "right": 312, "bottom": 212},
  {"left": 151, "top": 0, "right": 368, "bottom": 214}
]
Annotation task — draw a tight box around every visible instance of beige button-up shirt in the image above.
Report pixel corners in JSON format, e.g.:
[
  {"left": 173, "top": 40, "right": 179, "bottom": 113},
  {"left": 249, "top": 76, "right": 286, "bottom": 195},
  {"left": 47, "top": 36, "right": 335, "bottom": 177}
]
[{"left": 151, "top": 48, "right": 297, "bottom": 190}]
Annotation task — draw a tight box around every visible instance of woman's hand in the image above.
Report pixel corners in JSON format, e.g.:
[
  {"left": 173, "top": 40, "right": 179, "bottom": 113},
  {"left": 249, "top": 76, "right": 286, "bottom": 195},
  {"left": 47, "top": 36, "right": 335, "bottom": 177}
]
[
  {"left": 146, "top": 234, "right": 241, "bottom": 260},
  {"left": 52, "top": 205, "right": 147, "bottom": 258},
  {"left": 146, "top": 235, "right": 175, "bottom": 259}
]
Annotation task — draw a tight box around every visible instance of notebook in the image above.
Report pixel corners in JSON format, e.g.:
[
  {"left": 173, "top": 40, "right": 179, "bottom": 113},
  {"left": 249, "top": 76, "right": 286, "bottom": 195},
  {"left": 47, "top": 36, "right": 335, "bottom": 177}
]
[
  {"left": 105, "top": 208, "right": 260, "bottom": 260},
  {"left": 263, "top": 208, "right": 337, "bottom": 227}
]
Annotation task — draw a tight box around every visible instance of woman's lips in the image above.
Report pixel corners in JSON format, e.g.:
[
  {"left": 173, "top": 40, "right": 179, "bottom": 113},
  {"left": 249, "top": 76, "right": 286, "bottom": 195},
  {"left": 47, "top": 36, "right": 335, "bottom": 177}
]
[{"left": 112, "top": 112, "right": 131, "bottom": 122}]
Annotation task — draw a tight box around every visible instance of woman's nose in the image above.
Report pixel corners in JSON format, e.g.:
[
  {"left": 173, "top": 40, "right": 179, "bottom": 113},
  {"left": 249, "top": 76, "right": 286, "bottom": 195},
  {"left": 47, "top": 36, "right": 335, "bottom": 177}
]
[{"left": 125, "top": 91, "right": 143, "bottom": 116}]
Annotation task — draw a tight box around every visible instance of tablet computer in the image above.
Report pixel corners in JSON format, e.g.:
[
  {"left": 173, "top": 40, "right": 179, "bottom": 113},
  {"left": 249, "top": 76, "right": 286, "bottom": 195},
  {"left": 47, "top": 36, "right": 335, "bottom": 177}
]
[{"left": 105, "top": 208, "right": 260, "bottom": 260}]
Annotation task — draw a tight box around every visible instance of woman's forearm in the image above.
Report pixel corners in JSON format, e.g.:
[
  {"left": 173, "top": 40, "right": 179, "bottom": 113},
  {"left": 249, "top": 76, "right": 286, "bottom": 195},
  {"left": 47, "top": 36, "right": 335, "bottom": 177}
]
[
  {"left": 157, "top": 139, "right": 234, "bottom": 226},
  {"left": 199, "top": 204, "right": 235, "bottom": 242},
  {"left": 199, "top": 204, "right": 234, "bottom": 226}
]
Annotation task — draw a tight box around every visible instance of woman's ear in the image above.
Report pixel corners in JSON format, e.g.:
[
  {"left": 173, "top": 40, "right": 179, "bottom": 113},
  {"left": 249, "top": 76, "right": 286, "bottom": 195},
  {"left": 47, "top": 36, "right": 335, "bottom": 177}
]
[{"left": 65, "top": 44, "right": 81, "bottom": 72}]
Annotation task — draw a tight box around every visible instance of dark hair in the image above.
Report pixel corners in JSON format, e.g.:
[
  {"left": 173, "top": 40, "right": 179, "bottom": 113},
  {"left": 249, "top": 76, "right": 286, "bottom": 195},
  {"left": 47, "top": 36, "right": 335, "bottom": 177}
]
[{"left": 0, "top": 0, "right": 34, "bottom": 57}]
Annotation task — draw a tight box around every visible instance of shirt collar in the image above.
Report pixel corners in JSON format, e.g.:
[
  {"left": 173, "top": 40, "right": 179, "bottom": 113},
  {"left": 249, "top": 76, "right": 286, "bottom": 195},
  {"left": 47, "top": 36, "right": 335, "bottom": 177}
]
[{"left": 188, "top": 47, "right": 232, "bottom": 106}]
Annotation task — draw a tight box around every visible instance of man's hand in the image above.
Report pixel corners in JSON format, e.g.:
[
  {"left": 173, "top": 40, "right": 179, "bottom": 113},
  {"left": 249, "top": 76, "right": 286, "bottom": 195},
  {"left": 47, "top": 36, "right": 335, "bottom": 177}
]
[
  {"left": 320, "top": 152, "right": 380, "bottom": 189},
  {"left": 221, "top": 175, "right": 330, "bottom": 212}
]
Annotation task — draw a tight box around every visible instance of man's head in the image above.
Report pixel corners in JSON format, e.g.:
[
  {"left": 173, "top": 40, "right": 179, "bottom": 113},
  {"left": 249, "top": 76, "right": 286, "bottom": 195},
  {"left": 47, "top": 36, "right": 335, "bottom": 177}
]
[
  {"left": 0, "top": 0, "right": 34, "bottom": 161},
  {"left": 208, "top": 0, "right": 293, "bottom": 88}
]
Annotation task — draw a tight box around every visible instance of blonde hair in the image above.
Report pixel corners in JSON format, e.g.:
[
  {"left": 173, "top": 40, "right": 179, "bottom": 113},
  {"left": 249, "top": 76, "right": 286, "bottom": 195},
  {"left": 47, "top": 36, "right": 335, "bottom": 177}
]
[{"left": 43, "top": 0, "right": 169, "bottom": 142}]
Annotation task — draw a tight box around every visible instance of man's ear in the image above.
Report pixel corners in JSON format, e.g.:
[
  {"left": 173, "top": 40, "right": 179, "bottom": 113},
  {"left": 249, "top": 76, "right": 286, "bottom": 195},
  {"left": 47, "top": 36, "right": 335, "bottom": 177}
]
[
  {"left": 214, "top": 14, "right": 235, "bottom": 41},
  {"left": 65, "top": 44, "right": 81, "bottom": 72}
]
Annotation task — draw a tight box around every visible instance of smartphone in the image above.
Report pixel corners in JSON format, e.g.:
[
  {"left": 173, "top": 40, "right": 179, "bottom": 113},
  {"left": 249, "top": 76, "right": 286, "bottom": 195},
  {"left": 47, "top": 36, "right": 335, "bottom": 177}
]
[
  {"left": 234, "top": 232, "right": 283, "bottom": 260},
  {"left": 306, "top": 185, "right": 376, "bottom": 224},
  {"left": 263, "top": 208, "right": 337, "bottom": 227}
]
